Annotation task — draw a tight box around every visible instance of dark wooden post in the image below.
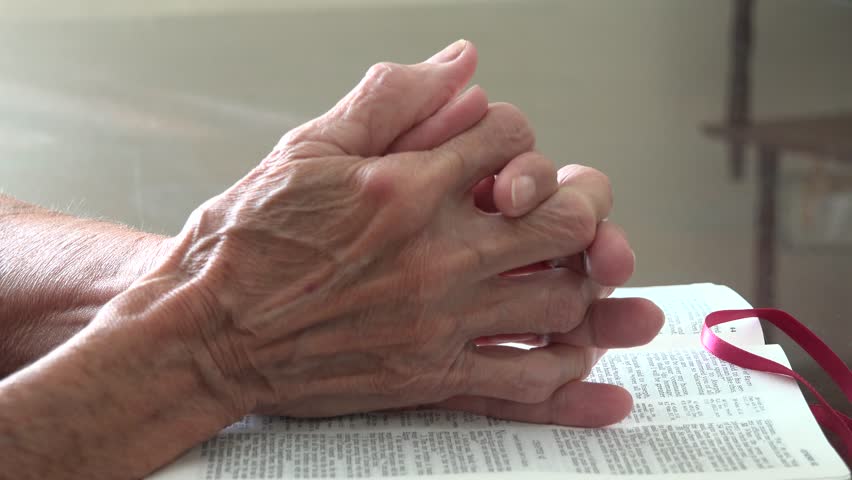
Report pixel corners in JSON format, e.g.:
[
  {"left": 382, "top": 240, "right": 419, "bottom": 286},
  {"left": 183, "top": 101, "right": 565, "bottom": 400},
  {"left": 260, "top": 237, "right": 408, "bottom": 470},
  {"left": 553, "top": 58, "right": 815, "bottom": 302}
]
[
  {"left": 727, "top": 0, "right": 754, "bottom": 180},
  {"left": 755, "top": 146, "right": 778, "bottom": 307}
]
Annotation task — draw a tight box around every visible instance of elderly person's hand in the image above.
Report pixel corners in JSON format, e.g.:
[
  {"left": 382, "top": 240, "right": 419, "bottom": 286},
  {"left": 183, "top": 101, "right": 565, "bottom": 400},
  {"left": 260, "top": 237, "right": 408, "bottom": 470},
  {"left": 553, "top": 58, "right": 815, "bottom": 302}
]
[{"left": 131, "top": 39, "right": 662, "bottom": 423}]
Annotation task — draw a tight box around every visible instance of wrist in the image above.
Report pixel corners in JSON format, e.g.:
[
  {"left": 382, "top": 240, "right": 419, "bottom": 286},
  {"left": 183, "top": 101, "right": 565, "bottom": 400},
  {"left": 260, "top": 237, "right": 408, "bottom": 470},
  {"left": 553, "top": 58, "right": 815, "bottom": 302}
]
[{"left": 104, "top": 268, "right": 257, "bottom": 418}]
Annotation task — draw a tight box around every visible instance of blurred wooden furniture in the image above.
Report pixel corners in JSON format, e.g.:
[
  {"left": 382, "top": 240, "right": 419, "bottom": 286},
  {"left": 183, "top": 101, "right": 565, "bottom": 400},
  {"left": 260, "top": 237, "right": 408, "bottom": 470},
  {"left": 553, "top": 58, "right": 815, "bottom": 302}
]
[
  {"left": 705, "top": 114, "right": 852, "bottom": 307},
  {"left": 703, "top": 0, "right": 852, "bottom": 307}
]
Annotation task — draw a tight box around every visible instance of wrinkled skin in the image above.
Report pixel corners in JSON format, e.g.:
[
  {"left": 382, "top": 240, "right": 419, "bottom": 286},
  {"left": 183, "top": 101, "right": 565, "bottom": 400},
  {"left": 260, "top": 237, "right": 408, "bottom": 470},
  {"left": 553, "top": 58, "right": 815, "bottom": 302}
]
[{"left": 142, "top": 40, "right": 664, "bottom": 427}]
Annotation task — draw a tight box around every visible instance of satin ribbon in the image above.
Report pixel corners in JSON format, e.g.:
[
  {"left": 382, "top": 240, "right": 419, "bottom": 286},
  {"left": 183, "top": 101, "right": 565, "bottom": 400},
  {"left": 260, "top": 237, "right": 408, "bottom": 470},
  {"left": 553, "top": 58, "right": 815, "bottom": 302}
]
[{"left": 702, "top": 308, "right": 852, "bottom": 461}]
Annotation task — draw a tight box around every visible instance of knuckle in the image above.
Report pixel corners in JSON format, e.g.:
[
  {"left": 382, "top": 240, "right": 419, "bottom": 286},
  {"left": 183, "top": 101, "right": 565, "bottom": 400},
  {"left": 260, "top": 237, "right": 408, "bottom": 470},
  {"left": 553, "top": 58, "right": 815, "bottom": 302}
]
[
  {"left": 363, "top": 61, "right": 408, "bottom": 96},
  {"left": 278, "top": 123, "right": 311, "bottom": 149},
  {"left": 353, "top": 160, "right": 437, "bottom": 242},
  {"left": 358, "top": 158, "right": 451, "bottom": 238},
  {"left": 358, "top": 156, "right": 444, "bottom": 204},
  {"left": 267, "top": 125, "right": 316, "bottom": 163},
  {"left": 487, "top": 102, "right": 536, "bottom": 151},
  {"left": 357, "top": 161, "right": 403, "bottom": 204}
]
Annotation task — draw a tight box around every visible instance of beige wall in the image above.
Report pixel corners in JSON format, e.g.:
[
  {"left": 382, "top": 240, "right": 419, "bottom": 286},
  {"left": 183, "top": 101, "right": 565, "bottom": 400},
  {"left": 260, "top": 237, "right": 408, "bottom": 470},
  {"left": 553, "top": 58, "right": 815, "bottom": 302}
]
[
  {"left": 0, "top": 0, "right": 503, "bottom": 20},
  {"left": 1, "top": 1, "right": 850, "bottom": 377}
]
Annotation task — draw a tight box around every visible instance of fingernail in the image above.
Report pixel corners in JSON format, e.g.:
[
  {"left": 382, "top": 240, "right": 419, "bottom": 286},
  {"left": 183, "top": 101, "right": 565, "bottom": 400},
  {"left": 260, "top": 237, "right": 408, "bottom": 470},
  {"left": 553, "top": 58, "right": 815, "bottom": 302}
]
[
  {"left": 427, "top": 39, "right": 467, "bottom": 64},
  {"left": 511, "top": 175, "right": 536, "bottom": 210}
]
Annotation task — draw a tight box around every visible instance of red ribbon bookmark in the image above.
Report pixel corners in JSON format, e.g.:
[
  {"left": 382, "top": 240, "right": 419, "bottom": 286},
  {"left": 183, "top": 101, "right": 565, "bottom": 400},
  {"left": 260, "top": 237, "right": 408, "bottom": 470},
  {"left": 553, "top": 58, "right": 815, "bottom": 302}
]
[{"left": 702, "top": 309, "right": 852, "bottom": 461}]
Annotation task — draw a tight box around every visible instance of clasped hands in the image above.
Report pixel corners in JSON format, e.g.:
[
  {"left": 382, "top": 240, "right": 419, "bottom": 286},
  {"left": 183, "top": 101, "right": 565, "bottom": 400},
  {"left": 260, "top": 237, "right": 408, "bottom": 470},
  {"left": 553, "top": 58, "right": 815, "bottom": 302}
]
[{"left": 125, "top": 40, "right": 664, "bottom": 428}]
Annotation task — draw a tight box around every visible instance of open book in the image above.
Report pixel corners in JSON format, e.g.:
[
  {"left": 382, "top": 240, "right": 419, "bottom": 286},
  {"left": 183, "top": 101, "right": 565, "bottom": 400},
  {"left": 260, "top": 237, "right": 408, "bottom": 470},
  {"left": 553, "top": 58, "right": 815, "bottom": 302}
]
[{"left": 150, "top": 283, "right": 850, "bottom": 480}]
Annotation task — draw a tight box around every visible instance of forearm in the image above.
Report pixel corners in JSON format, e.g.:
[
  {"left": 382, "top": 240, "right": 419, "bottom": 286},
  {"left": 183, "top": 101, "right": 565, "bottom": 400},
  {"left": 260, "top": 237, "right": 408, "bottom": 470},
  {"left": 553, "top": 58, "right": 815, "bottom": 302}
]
[
  {"left": 0, "top": 194, "right": 170, "bottom": 375},
  {"left": 0, "top": 275, "right": 239, "bottom": 479}
]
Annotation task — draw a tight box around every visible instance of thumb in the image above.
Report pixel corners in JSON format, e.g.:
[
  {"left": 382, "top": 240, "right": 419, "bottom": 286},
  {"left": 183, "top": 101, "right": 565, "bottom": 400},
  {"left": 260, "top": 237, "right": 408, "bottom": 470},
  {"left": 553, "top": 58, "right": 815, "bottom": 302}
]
[{"left": 280, "top": 40, "right": 478, "bottom": 158}]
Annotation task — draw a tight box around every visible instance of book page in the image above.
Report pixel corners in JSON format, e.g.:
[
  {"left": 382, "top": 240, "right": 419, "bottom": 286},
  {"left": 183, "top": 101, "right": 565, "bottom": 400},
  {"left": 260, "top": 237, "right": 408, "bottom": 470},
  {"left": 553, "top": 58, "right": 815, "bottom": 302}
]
[
  {"left": 149, "top": 345, "right": 848, "bottom": 480},
  {"left": 611, "top": 283, "right": 765, "bottom": 349}
]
